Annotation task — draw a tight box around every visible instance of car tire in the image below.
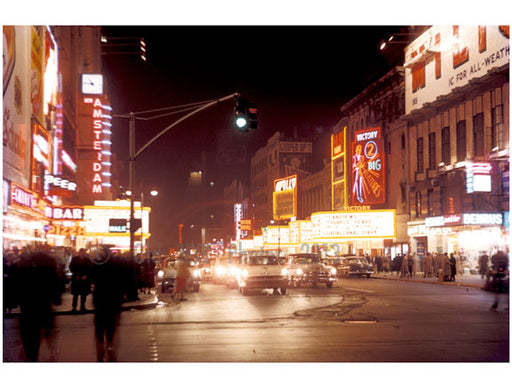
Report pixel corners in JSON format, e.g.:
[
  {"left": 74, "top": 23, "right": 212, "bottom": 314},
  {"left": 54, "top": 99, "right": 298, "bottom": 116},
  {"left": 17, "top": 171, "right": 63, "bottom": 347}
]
[{"left": 280, "top": 287, "right": 287, "bottom": 295}]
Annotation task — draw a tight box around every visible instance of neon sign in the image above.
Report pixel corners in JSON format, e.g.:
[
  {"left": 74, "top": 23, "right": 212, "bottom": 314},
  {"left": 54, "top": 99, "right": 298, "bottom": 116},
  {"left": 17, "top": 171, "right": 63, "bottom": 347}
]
[
  {"left": 350, "top": 127, "right": 385, "bottom": 205},
  {"left": 83, "top": 96, "right": 112, "bottom": 194},
  {"left": 466, "top": 161, "right": 492, "bottom": 193}
]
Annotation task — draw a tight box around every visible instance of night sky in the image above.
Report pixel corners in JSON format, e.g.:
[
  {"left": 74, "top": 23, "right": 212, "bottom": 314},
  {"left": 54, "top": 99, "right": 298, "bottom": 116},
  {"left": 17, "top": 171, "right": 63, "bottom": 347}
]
[{"left": 100, "top": 25, "right": 413, "bottom": 253}]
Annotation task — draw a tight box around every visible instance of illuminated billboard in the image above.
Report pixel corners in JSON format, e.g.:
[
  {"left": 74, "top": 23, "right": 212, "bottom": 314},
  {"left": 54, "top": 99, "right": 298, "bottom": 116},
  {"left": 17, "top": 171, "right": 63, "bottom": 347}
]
[
  {"left": 405, "top": 26, "right": 510, "bottom": 115},
  {"left": 331, "top": 128, "right": 347, "bottom": 210},
  {"left": 273, "top": 175, "right": 297, "bottom": 220},
  {"left": 311, "top": 210, "right": 396, "bottom": 241},
  {"left": 350, "top": 126, "right": 386, "bottom": 206}
]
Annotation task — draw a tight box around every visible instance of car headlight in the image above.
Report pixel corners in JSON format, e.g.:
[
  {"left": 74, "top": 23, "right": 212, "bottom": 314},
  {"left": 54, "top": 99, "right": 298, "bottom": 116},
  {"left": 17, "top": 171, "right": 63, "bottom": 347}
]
[
  {"left": 296, "top": 268, "right": 303, "bottom": 276},
  {"left": 281, "top": 268, "right": 288, "bottom": 276},
  {"left": 157, "top": 270, "right": 164, "bottom": 278},
  {"left": 330, "top": 268, "right": 337, "bottom": 275},
  {"left": 242, "top": 269, "right": 249, "bottom": 278},
  {"left": 217, "top": 267, "right": 226, "bottom": 275},
  {"left": 193, "top": 269, "right": 201, "bottom": 278},
  {"left": 205, "top": 267, "right": 210, "bottom": 273}
]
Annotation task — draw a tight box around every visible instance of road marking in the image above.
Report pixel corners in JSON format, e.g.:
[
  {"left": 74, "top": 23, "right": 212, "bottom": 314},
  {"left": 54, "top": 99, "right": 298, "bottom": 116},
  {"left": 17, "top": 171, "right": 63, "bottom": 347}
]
[
  {"left": 342, "top": 287, "right": 374, "bottom": 293},
  {"left": 147, "top": 325, "right": 159, "bottom": 361},
  {"left": 344, "top": 320, "right": 377, "bottom": 324}
]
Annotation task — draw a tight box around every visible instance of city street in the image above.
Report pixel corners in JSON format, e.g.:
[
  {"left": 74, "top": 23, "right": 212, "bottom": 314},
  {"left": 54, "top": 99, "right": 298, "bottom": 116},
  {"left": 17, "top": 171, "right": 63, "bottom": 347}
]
[{"left": 3, "top": 276, "right": 508, "bottom": 363}]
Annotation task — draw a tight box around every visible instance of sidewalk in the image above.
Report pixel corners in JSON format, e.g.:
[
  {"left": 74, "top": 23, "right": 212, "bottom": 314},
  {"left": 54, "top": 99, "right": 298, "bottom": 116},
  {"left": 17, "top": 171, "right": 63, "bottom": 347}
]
[
  {"left": 4, "top": 291, "right": 159, "bottom": 318},
  {"left": 373, "top": 272, "right": 487, "bottom": 289}
]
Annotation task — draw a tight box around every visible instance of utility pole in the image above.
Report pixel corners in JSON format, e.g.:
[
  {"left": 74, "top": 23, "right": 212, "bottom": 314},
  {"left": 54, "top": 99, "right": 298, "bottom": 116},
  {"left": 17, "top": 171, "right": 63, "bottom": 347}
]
[{"left": 116, "top": 92, "right": 240, "bottom": 260}]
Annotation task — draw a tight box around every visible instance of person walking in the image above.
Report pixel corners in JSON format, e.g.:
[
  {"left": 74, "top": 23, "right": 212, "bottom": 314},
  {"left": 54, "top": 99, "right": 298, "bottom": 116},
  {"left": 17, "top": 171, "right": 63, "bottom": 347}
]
[
  {"left": 69, "top": 248, "right": 92, "bottom": 312},
  {"left": 400, "top": 254, "right": 408, "bottom": 278},
  {"left": 423, "top": 252, "right": 433, "bottom": 278},
  {"left": 488, "top": 251, "right": 509, "bottom": 311},
  {"left": 449, "top": 253, "right": 457, "bottom": 282},
  {"left": 89, "top": 245, "right": 135, "bottom": 362},
  {"left": 478, "top": 252, "right": 489, "bottom": 279},
  {"left": 11, "top": 248, "right": 64, "bottom": 361},
  {"left": 141, "top": 253, "right": 156, "bottom": 294},
  {"left": 176, "top": 256, "right": 190, "bottom": 301}
]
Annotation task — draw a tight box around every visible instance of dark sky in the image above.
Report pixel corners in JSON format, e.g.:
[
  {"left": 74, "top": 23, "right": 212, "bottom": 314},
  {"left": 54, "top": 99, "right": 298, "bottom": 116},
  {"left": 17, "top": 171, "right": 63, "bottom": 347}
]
[{"left": 100, "top": 25, "right": 410, "bottom": 253}]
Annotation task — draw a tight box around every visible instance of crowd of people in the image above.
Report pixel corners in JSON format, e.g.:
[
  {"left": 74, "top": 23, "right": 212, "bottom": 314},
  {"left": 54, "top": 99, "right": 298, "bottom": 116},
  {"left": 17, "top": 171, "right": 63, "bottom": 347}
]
[{"left": 2, "top": 244, "right": 159, "bottom": 362}]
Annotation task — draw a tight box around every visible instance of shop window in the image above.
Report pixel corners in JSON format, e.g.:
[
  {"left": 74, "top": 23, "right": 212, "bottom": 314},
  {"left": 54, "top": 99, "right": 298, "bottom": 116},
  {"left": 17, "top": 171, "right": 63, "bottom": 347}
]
[
  {"left": 456, "top": 120, "right": 466, "bottom": 162},
  {"left": 473, "top": 113, "right": 484, "bottom": 157}
]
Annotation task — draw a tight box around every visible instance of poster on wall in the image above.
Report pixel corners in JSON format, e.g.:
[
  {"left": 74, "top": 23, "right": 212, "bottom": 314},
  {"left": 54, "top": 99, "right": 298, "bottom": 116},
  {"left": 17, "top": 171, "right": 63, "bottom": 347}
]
[{"left": 350, "top": 126, "right": 386, "bottom": 206}]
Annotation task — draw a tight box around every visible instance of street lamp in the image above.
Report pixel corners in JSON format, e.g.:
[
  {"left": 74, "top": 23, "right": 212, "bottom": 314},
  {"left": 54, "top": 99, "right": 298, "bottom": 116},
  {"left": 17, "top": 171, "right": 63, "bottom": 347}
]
[{"left": 114, "top": 92, "right": 240, "bottom": 260}]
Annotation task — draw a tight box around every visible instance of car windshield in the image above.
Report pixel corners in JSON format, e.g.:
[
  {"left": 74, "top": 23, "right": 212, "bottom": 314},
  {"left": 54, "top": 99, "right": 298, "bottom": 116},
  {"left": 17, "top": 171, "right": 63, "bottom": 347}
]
[
  {"left": 244, "top": 256, "right": 281, "bottom": 265},
  {"left": 291, "top": 254, "right": 320, "bottom": 264}
]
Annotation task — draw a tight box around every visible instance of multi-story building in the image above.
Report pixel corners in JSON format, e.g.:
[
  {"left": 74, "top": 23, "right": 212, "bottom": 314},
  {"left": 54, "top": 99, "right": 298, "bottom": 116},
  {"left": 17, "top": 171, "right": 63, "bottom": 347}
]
[
  {"left": 331, "top": 66, "right": 409, "bottom": 256},
  {"left": 404, "top": 25, "right": 509, "bottom": 267},
  {"left": 3, "top": 26, "right": 118, "bottom": 251},
  {"left": 250, "top": 131, "right": 313, "bottom": 232}
]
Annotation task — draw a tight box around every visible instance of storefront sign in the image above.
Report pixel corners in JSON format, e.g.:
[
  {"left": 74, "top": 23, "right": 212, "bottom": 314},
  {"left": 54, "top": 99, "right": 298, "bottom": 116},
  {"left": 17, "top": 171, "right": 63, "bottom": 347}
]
[
  {"left": 109, "top": 218, "right": 128, "bottom": 233},
  {"left": 10, "top": 182, "right": 37, "bottom": 209},
  {"left": 44, "top": 173, "right": 77, "bottom": 196},
  {"left": 46, "top": 206, "right": 84, "bottom": 220},
  {"left": 466, "top": 162, "right": 492, "bottom": 193},
  {"left": 425, "top": 212, "right": 503, "bottom": 227},
  {"left": 311, "top": 210, "right": 396, "bottom": 240}
]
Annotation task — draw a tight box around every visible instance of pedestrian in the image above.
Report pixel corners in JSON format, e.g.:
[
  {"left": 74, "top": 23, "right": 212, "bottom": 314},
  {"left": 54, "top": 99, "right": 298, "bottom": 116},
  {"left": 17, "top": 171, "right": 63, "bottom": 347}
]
[
  {"left": 11, "top": 248, "right": 64, "bottom": 361},
  {"left": 478, "top": 252, "right": 489, "bottom": 279},
  {"left": 423, "top": 252, "right": 433, "bottom": 278},
  {"left": 69, "top": 248, "right": 92, "bottom": 312},
  {"left": 176, "top": 256, "right": 190, "bottom": 301},
  {"left": 400, "top": 255, "right": 408, "bottom": 278},
  {"left": 89, "top": 245, "right": 135, "bottom": 361},
  {"left": 374, "top": 255, "right": 383, "bottom": 273},
  {"left": 3, "top": 249, "right": 18, "bottom": 314},
  {"left": 382, "top": 255, "right": 391, "bottom": 275},
  {"left": 141, "top": 253, "right": 156, "bottom": 294},
  {"left": 442, "top": 253, "right": 451, "bottom": 281},
  {"left": 449, "top": 253, "right": 457, "bottom": 281},
  {"left": 407, "top": 254, "right": 414, "bottom": 277},
  {"left": 488, "top": 251, "right": 509, "bottom": 311}
]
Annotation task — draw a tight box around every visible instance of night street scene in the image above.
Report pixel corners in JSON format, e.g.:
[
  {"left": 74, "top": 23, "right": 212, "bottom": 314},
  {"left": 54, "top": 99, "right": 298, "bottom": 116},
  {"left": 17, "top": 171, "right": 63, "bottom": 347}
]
[{"left": 1, "top": 3, "right": 511, "bottom": 388}]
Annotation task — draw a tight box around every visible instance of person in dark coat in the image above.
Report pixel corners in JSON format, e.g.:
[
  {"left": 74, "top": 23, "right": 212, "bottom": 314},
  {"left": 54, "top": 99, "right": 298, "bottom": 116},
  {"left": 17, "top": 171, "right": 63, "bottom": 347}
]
[
  {"left": 489, "top": 251, "right": 509, "bottom": 311},
  {"left": 449, "top": 253, "right": 457, "bottom": 281},
  {"left": 141, "top": 254, "right": 156, "bottom": 294},
  {"left": 478, "top": 253, "right": 489, "bottom": 279},
  {"left": 89, "top": 245, "right": 135, "bottom": 361},
  {"left": 11, "top": 248, "right": 64, "bottom": 361},
  {"left": 69, "top": 248, "right": 92, "bottom": 312}
]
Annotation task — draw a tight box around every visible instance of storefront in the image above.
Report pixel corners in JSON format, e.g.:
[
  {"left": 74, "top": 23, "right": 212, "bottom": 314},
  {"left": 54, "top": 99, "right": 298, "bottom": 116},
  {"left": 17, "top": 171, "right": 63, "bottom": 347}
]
[{"left": 408, "top": 212, "right": 508, "bottom": 270}]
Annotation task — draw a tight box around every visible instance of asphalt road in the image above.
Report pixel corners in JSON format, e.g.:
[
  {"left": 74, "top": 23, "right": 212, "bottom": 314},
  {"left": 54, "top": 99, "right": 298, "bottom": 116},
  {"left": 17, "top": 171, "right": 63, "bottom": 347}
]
[{"left": 3, "top": 277, "right": 508, "bottom": 364}]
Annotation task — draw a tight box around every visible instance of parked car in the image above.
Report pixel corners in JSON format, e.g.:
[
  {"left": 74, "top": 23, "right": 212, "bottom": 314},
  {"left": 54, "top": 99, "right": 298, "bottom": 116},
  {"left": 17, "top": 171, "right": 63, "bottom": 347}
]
[
  {"left": 286, "top": 253, "right": 337, "bottom": 288},
  {"left": 336, "top": 256, "right": 374, "bottom": 278},
  {"left": 237, "top": 252, "right": 288, "bottom": 295}
]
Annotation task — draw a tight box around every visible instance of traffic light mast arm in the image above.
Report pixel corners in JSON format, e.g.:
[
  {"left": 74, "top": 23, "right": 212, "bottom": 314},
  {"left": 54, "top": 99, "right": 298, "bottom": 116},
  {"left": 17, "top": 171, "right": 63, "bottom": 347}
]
[{"left": 132, "top": 92, "right": 239, "bottom": 161}]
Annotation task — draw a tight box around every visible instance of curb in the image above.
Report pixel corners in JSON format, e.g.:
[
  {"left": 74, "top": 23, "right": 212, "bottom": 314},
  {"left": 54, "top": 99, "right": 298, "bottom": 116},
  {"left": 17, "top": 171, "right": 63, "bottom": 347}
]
[{"left": 373, "top": 276, "right": 484, "bottom": 289}]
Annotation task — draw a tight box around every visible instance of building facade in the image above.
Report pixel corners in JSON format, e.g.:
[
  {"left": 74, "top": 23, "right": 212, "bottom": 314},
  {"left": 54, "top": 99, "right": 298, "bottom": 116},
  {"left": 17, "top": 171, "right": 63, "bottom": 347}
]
[
  {"left": 404, "top": 25, "right": 509, "bottom": 268},
  {"left": 250, "top": 131, "right": 313, "bottom": 232}
]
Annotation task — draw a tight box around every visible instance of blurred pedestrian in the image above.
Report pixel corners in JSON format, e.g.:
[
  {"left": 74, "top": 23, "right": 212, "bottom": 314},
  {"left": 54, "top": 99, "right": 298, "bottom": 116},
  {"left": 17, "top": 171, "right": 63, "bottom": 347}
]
[
  {"left": 11, "top": 249, "right": 64, "bottom": 361},
  {"left": 400, "top": 255, "right": 408, "bottom": 278},
  {"left": 69, "top": 248, "right": 92, "bottom": 312},
  {"left": 176, "top": 256, "right": 190, "bottom": 301},
  {"left": 488, "top": 251, "right": 509, "bottom": 311},
  {"left": 382, "top": 255, "right": 391, "bottom": 275},
  {"left": 89, "top": 245, "right": 136, "bottom": 361},
  {"left": 479, "top": 252, "right": 489, "bottom": 279},
  {"left": 3, "top": 249, "right": 18, "bottom": 314},
  {"left": 449, "top": 253, "right": 457, "bottom": 281},
  {"left": 141, "top": 253, "right": 156, "bottom": 294},
  {"left": 374, "top": 255, "right": 383, "bottom": 273},
  {"left": 442, "top": 253, "right": 451, "bottom": 281},
  {"left": 423, "top": 252, "right": 433, "bottom": 278}
]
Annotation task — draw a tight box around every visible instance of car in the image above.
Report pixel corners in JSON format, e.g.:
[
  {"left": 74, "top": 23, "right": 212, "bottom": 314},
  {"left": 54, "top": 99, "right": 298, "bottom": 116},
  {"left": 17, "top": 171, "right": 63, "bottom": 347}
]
[
  {"left": 286, "top": 253, "right": 337, "bottom": 288},
  {"left": 237, "top": 252, "right": 288, "bottom": 295},
  {"left": 335, "top": 256, "right": 374, "bottom": 278},
  {"left": 212, "top": 255, "right": 240, "bottom": 287}
]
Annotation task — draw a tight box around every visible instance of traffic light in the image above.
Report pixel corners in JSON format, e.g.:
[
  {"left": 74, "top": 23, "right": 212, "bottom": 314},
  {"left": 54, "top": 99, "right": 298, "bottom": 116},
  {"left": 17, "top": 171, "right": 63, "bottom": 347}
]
[{"left": 234, "top": 96, "right": 257, "bottom": 131}]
